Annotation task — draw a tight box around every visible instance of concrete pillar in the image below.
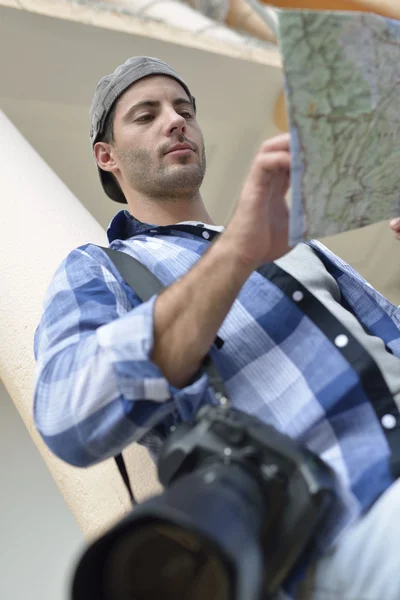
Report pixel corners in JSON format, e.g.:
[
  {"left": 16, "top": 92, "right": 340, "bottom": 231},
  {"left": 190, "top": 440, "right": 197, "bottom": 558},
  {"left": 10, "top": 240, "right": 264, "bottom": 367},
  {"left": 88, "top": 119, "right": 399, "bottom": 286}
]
[{"left": 0, "top": 110, "right": 160, "bottom": 540}]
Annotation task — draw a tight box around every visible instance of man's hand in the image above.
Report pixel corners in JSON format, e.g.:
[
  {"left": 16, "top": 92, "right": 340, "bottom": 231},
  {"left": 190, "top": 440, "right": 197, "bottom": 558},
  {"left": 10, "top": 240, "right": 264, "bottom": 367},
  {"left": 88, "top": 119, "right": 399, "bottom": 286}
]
[
  {"left": 390, "top": 218, "right": 400, "bottom": 240},
  {"left": 223, "top": 133, "right": 291, "bottom": 269}
]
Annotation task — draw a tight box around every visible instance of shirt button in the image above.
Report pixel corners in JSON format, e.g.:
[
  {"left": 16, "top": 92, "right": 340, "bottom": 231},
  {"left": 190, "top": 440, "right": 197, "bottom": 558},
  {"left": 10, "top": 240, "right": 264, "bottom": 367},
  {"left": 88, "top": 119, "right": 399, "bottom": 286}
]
[
  {"left": 202, "top": 231, "right": 210, "bottom": 239},
  {"left": 292, "top": 290, "right": 304, "bottom": 302},
  {"left": 381, "top": 414, "right": 397, "bottom": 429},
  {"left": 335, "top": 334, "right": 349, "bottom": 348}
]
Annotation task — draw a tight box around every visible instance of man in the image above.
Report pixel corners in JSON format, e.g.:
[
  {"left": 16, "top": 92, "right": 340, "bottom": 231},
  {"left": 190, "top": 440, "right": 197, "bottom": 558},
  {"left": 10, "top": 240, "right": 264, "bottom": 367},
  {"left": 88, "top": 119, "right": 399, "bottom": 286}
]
[{"left": 34, "top": 56, "right": 400, "bottom": 599}]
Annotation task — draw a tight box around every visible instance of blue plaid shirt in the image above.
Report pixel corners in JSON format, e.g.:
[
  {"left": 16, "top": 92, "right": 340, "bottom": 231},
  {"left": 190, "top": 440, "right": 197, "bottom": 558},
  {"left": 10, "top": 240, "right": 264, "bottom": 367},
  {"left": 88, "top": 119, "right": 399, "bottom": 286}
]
[{"left": 34, "top": 210, "right": 400, "bottom": 560}]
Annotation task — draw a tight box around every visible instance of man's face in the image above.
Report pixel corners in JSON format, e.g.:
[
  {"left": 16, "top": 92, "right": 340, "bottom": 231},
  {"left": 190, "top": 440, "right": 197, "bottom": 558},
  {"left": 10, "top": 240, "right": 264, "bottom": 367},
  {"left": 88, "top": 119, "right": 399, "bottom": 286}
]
[{"left": 108, "top": 75, "right": 206, "bottom": 199}]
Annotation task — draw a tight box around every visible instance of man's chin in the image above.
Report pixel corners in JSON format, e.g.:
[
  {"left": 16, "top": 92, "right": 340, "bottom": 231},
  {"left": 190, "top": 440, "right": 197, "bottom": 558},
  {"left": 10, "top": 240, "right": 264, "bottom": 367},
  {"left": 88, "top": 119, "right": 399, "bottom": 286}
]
[
  {"left": 164, "top": 154, "right": 198, "bottom": 167},
  {"left": 155, "top": 164, "right": 205, "bottom": 195},
  {"left": 165, "top": 161, "right": 203, "bottom": 177}
]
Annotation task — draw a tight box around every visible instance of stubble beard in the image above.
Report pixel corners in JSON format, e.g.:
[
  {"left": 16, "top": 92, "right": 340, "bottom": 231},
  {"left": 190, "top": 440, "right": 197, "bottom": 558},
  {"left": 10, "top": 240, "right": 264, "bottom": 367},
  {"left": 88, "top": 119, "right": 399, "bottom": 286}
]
[{"left": 117, "top": 145, "right": 206, "bottom": 202}]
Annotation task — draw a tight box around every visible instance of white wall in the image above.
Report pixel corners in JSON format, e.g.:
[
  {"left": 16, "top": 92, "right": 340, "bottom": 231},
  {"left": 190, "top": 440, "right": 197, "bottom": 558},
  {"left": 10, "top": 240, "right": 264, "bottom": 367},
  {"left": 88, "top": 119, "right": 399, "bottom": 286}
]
[{"left": 0, "top": 381, "right": 84, "bottom": 600}]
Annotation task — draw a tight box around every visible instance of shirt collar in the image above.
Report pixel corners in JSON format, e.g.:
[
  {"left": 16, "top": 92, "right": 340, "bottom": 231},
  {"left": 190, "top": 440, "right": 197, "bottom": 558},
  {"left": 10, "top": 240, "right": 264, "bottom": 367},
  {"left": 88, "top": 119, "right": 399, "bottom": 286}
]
[
  {"left": 107, "top": 211, "right": 151, "bottom": 242},
  {"left": 107, "top": 210, "right": 223, "bottom": 243}
]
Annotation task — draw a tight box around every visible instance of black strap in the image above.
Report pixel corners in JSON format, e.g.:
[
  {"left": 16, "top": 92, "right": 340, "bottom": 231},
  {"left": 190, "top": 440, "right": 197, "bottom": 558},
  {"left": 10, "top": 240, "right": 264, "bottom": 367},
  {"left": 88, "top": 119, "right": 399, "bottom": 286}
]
[
  {"left": 257, "top": 261, "right": 400, "bottom": 479},
  {"left": 102, "top": 248, "right": 163, "bottom": 503},
  {"left": 102, "top": 247, "right": 164, "bottom": 301},
  {"left": 101, "top": 247, "right": 229, "bottom": 503},
  {"left": 101, "top": 245, "right": 400, "bottom": 502},
  {"left": 114, "top": 452, "right": 135, "bottom": 504}
]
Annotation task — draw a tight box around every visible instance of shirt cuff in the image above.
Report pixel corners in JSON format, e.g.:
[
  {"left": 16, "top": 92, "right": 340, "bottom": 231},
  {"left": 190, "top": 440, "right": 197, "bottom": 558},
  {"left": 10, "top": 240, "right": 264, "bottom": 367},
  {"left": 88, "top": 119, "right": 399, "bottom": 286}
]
[{"left": 97, "top": 295, "right": 212, "bottom": 416}]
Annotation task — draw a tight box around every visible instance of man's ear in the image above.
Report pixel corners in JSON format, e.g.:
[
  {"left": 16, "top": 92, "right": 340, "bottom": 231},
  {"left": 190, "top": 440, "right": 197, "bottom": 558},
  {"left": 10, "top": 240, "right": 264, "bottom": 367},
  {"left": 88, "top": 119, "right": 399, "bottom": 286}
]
[{"left": 94, "top": 141, "right": 118, "bottom": 174}]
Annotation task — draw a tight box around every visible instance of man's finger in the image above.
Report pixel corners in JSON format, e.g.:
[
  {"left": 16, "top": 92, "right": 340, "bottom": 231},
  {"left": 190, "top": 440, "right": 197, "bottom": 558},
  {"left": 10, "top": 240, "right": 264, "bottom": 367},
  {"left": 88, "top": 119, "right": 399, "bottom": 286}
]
[
  {"left": 255, "top": 151, "right": 291, "bottom": 172},
  {"left": 260, "top": 133, "right": 290, "bottom": 154},
  {"left": 390, "top": 217, "right": 400, "bottom": 232}
]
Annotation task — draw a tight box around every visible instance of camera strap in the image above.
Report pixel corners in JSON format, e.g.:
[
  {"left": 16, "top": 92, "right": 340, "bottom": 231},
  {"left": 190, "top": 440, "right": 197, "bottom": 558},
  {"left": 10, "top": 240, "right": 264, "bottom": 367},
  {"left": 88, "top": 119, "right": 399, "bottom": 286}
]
[
  {"left": 100, "top": 246, "right": 229, "bottom": 504},
  {"left": 100, "top": 245, "right": 400, "bottom": 504}
]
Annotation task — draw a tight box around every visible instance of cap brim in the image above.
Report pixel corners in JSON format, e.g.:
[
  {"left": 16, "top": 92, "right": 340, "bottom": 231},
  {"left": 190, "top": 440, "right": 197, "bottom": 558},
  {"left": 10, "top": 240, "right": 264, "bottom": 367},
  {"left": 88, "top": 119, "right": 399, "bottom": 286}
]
[{"left": 99, "top": 167, "right": 127, "bottom": 204}]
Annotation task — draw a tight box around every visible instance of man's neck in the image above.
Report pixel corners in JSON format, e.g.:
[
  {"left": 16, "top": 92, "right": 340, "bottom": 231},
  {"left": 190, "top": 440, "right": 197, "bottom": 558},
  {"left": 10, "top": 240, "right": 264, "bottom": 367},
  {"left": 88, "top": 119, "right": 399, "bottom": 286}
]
[{"left": 125, "top": 192, "right": 214, "bottom": 226}]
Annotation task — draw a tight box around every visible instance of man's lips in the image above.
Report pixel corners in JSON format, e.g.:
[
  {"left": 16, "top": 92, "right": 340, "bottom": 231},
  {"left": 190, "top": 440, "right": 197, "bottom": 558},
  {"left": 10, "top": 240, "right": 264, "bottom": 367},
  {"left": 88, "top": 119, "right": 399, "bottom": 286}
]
[{"left": 165, "top": 143, "right": 195, "bottom": 156}]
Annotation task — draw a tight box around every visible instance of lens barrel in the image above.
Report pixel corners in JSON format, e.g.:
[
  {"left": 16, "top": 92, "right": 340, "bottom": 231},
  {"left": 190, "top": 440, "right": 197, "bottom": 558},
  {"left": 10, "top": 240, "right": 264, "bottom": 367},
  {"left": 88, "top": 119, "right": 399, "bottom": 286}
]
[{"left": 72, "top": 463, "right": 267, "bottom": 600}]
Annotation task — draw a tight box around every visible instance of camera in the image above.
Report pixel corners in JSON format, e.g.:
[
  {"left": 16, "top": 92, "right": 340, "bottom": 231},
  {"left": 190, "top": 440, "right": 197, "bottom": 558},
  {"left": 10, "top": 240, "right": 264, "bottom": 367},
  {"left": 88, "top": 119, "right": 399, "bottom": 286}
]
[{"left": 72, "top": 399, "right": 336, "bottom": 600}]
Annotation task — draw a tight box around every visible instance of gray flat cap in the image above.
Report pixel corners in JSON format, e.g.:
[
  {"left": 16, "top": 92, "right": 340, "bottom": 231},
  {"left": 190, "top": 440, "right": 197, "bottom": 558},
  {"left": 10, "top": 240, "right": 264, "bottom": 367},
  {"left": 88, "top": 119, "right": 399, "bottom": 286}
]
[{"left": 90, "top": 56, "right": 196, "bottom": 204}]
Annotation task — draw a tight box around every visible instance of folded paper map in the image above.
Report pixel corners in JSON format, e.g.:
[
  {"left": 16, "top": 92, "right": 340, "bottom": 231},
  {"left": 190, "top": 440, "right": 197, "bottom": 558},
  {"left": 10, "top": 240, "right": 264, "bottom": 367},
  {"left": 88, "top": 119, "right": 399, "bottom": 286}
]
[{"left": 276, "top": 10, "right": 400, "bottom": 244}]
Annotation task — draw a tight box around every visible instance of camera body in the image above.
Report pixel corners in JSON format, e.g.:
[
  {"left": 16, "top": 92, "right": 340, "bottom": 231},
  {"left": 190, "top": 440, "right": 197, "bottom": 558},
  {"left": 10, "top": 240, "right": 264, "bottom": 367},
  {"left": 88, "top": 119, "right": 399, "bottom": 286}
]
[
  {"left": 158, "top": 402, "right": 336, "bottom": 596},
  {"left": 72, "top": 402, "right": 336, "bottom": 600}
]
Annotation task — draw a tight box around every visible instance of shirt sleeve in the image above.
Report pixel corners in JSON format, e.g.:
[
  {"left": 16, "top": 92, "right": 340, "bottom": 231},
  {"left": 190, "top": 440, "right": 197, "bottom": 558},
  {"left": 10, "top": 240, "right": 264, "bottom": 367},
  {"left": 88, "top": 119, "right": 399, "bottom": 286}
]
[{"left": 33, "top": 244, "right": 211, "bottom": 467}]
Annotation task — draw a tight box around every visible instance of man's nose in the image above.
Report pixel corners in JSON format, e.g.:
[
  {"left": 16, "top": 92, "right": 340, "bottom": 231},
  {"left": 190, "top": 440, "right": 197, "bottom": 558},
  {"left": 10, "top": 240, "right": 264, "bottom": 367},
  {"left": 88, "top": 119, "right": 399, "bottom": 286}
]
[{"left": 165, "top": 111, "right": 186, "bottom": 136}]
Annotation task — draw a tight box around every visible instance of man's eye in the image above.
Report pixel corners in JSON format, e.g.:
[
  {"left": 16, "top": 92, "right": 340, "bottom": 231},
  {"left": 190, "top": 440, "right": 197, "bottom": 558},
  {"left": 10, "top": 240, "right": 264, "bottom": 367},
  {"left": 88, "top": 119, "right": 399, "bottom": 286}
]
[
  {"left": 136, "top": 114, "right": 154, "bottom": 122},
  {"left": 181, "top": 111, "right": 194, "bottom": 120}
]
